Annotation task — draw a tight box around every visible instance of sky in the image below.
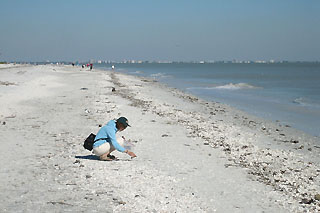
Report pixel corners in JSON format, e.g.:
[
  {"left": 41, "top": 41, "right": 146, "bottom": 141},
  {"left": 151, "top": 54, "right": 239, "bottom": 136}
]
[{"left": 0, "top": 0, "right": 319, "bottom": 62}]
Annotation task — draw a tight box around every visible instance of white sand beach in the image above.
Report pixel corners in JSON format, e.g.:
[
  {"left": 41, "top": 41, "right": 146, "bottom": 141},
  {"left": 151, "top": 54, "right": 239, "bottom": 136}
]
[{"left": 1, "top": 64, "right": 320, "bottom": 212}]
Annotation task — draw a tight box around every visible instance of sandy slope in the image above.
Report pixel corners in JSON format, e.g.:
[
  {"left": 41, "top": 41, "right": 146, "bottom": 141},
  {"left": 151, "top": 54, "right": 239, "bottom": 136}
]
[{"left": 0, "top": 65, "right": 319, "bottom": 212}]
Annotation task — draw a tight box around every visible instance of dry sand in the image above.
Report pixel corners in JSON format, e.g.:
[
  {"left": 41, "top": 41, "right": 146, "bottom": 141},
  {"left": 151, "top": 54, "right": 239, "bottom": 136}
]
[{"left": 0, "top": 64, "right": 319, "bottom": 212}]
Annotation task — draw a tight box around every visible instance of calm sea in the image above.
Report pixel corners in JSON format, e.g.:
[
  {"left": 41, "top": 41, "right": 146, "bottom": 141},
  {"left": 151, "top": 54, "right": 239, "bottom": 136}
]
[{"left": 95, "top": 63, "right": 320, "bottom": 137}]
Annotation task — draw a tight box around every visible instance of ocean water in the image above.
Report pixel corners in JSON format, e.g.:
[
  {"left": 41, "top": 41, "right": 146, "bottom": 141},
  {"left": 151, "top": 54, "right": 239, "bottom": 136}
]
[{"left": 95, "top": 63, "right": 320, "bottom": 137}]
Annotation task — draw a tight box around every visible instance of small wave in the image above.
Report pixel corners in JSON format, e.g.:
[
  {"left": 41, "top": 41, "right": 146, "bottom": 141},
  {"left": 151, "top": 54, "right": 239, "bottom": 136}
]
[
  {"left": 129, "top": 70, "right": 143, "bottom": 74},
  {"left": 150, "top": 72, "right": 170, "bottom": 78},
  {"left": 293, "top": 97, "right": 320, "bottom": 108},
  {"left": 293, "top": 97, "right": 305, "bottom": 105},
  {"left": 215, "top": 83, "right": 260, "bottom": 90},
  {"left": 186, "top": 83, "right": 260, "bottom": 91},
  {"left": 116, "top": 68, "right": 126, "bottom": 71}
]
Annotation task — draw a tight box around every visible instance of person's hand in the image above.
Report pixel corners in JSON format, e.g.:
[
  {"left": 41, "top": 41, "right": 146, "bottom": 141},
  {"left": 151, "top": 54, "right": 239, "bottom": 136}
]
[{"left": 127, "top": 151, "right": 137, "bottom": 158}]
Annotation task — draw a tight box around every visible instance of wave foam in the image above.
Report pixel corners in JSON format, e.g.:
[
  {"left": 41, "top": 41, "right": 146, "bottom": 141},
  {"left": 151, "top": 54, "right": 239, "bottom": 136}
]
[
  {"left": 129, "top": 70, "right": 143, "bottom": 74},
  {"left": 293, "top": 97, "right": 320, "bottom": 108},
  {"left": 150, "top": 73, "right": 170, "bottom": 78},
  {"left": 186, "top": 83, "right": 260, "bottom": 91},
  {"left": 214, "top": 83, "right": 260, "bottom": 90}
]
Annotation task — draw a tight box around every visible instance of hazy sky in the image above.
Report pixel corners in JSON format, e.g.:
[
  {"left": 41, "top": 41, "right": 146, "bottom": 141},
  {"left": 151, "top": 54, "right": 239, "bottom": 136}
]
[{"left": 0, "top": 0, "right": 319, "bottom": 62}]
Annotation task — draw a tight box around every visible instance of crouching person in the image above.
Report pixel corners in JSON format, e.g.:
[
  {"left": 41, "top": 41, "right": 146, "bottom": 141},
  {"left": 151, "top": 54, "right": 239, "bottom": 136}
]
[{"left": 93, "top": 117, "right": 137, "bottom": 161}]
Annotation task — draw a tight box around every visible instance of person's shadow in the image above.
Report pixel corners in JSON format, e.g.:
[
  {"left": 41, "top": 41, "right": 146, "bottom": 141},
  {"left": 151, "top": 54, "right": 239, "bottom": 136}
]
[{"left": 75, "top": 154, "right": 99, "bottom": 160}]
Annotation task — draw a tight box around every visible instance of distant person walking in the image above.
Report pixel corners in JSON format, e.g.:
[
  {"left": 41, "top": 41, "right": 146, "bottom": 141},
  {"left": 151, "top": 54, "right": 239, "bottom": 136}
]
[
  {"left": 90, "top": 63, "right": 93, "bottom": 70},
  {"left": 93, "top": 117, "right": 137, "bottom": 161},
  {"left": 111, "top": 65, "right": 115, "bottom": 70}
]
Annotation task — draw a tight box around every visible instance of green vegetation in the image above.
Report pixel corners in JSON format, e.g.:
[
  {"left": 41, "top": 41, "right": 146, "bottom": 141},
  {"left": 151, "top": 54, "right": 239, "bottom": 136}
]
[{"left": 0, "top": 62, "right": 8, "bottom": 64}]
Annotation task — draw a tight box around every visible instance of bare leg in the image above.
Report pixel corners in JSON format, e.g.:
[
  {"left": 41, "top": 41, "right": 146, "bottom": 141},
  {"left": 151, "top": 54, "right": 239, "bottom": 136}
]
[
  {"left": 99, "top": 147, "right": 116, "bottom": 161},
  {"left": 98, "top": 138, "right": 122, "bottom": 161}
]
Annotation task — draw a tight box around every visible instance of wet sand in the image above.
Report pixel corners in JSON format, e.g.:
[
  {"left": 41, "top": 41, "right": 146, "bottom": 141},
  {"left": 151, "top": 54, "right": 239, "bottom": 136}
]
[{"left": 0, "top": 64, "right": 319, "bottom": 212}]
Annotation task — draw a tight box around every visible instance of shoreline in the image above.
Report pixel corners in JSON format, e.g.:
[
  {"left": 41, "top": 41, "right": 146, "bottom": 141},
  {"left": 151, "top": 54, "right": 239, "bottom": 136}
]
[
  {"left": 108, "top": 68, "right": 320, "bottom": 210},
  {"left": 1, "top": 64, "right": 319, "bottom": 212},
  {"left": 97, "top": 63, "right": 320, "bottom": 138},
  {"left": 107, "top": 65, "right": 319, "bottom": 141}
]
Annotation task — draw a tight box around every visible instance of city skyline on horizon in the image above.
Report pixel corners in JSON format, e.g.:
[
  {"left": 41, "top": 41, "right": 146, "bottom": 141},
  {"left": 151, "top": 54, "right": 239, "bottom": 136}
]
[{"left": 9, "top": 58, "right": 320, "bottom": 64}]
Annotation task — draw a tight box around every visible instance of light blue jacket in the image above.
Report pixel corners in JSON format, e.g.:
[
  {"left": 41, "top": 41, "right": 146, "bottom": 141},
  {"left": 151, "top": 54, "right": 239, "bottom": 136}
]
[{"left": 93, "top": 120, "right": 126, "bottom": 152}]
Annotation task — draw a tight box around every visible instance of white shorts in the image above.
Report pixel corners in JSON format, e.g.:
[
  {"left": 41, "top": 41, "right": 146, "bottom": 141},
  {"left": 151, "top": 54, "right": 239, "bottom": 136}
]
[{"left": 92, "top": 137, "right": 124, "bottom": 156}]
